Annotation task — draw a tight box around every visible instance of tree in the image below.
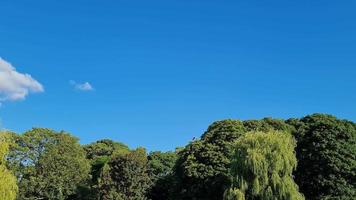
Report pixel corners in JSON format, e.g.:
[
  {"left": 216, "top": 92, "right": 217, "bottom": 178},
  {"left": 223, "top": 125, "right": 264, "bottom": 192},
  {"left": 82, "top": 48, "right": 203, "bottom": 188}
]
[
  {"left": 173, "top": 120, "right": 246, "bottom": 200},
  {"left": 147, "top": 151, "right": 178, "bottom": 200},
  {"left": 243, "top": 117, "right": 294, "bottom": 133},
  {"left": 0, "top": 132, "right": 18, "bottom": 200},
  {"left": 7, "top": 128, "right": 90, "bottom": 200},
  {"left": 98, "top": 148, "right": 151, "bottom": 200},
  {"left": 84, "top": 139, "right": 130, "bottom": 160},
  {"left": 148, "top": 151, "right": 177, "bottom": 181},
  {"left": 289, "top": 114, "right": 356, "bottom": 199},
  {"left": 81, "top": 139, "right": 130, "bottom": 199},
  {"left": 84, "top": 139, "right": 130, "bottom": 179},
  {"left": 225, "top": 131, "right": 304, "bottom": 200},
  {"left": 173, "top": 118, "right": 291, "bottom": 200}
]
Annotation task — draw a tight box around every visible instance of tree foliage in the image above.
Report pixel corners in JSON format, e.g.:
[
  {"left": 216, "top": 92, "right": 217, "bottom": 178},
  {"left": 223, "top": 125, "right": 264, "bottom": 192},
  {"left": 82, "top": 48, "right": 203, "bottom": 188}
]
[
  {"left": 81, "top": 139, "right": 130, "bottom": 199},
  {"left": 1, "top": 114, "right": 354, "bottom": 200},
  {"left": 84, "top": 139, "right": 130, "bottom": 160},
  {"left": 7, "top": 128, "right": 90, "bottom": 200},
  {"left": 243, "top": 118, "right": 294, "bottom": 133},
  {"left": 0, "top": 132, "right": 18, "bottom": 200},
  {"left": 173, "top": 120, "right": 245, "bottom": 200},
  {"left": 173, "top": 118, "right": 293, "bottom": 200},
  {"left": 147, "top": 151, "right": 178, "bottom": 200},
  {"left": 98, "top": 148, "right": 151, "bottom": 200},
  {"left": 225, "top": 131, "right": 304, "bottom": 200},
  {"left": 289, "top": 114, "right": 356, "bottom": 200}
]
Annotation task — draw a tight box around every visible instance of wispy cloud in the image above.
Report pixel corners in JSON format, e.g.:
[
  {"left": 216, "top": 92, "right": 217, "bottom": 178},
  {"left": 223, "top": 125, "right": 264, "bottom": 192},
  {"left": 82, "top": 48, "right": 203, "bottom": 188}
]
[
  {"left": 70, "top": 80, "right": 94, "bottom": 91},
  {"left": 0, "top": 57, "right": 44, "bottom": 103}
]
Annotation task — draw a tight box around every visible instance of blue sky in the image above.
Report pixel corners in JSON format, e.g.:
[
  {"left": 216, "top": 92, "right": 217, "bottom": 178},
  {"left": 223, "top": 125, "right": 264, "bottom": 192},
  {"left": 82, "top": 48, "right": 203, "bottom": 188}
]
[{"left": 0, "top": 0, "right": 355, "bottom": 151}]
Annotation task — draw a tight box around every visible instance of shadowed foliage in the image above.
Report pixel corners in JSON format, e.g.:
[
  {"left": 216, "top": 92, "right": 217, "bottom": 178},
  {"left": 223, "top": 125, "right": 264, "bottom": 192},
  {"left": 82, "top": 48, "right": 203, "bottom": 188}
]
[{"left": 288, "top": 114, "right": 356, "bottom": 200}]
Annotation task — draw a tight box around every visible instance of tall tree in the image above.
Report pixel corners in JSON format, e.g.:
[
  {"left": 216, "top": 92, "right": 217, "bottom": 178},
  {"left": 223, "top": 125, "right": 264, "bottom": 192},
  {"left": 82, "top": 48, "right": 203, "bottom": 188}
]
[
  {"left": 173, "top": 118, "right": 291, "bottom": 200},
  {"left": 147, "top": 151, "right": 178, "bottom": 200},
  {"left": 7, "top": 128, "right": 90, "bottom": 200},
  {"left": 98, "top": 148, "right": 151, "bottom": 200},
  {"left": 289, "top": 114, "right": 356, "bottom": 199},
  {"left": 82, "top": 139, "right": 130, "bottom": 199},
  {"left": 225, "top": 131, "right": 304, "bottom": 200},
  {"left": 0, "top": 132, "right": 18, "bottom": 200},
  {"left": 173, "top": 120, "right": 246, "bottom": 200}
]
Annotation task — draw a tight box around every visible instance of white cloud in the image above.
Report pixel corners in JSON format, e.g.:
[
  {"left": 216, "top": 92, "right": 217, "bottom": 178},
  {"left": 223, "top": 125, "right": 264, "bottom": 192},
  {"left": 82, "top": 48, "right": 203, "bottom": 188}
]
[
  {"left": 0, "top": 57, "right": 44, "bottom": 103},
  {"left": 70, "top": 80, "right": 94, "bottom": 91}
]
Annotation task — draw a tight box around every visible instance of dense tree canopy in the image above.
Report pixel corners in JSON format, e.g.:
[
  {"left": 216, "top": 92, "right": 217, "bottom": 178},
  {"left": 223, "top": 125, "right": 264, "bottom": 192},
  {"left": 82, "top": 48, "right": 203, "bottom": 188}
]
[
  {"left": 98, "top": 148, "right": 151, "bottom": 200},
  {"left": 0, "top": 132, "right": 18, "bottom": 200},
  {"left": 84, "top": 139, "right": 130, "bottom": 160},
  {"left": 7, "top": 128, "right": 90, "bottom": 200},
  {"left": 147, "top": 151, "right": 178, "bottom": 200},
  {"left": 84, "top": 139, "right": 130, "bottom": 175},
  {"left": 225, "top": 131, "right": 304, "bottom": 200},
  {"left": 173, "top": 120, "right": 245, "bottom": 200},
  {"left": 80, "top": 139, "right": 131, "bottom": 199},
  {"left": 289, "top": 114, "right": 356, "bottom": 200},
  {"left": 243, "top": 118, "right": 294, "bottom": 133},
  {"left": 0, "top": 113, "right": 354, "bottom": 200},
  {"left": 173, "top": 118, "right": 295, "bottom": 200}
]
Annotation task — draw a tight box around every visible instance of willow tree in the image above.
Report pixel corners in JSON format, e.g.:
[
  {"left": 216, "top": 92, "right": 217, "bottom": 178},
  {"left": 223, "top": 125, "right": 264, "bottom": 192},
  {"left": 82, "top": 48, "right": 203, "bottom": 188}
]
[
  {"left": 224, "top": 131, "right": 304, "bottom": 200},
  {"left": 0, "top": 132, "right": 18, "bottom": 200}
]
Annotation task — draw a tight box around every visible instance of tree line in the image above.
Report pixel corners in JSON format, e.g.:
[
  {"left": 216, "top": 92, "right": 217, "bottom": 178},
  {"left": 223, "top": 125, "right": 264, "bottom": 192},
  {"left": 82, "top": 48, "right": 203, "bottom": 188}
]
[{"left": 0, "top": 113, "right": 355, "bottom": 200}]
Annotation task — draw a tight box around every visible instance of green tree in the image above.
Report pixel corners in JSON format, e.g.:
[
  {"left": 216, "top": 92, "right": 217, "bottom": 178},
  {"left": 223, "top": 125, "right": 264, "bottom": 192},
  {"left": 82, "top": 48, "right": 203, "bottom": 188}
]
[
  {"left": 173, "top": 118, "right": 292, "bottom": 200},
  {"left": 147, "top": 151, "right": 178, "bottom": 200},
  {"left": 289, "top": 114, "right": 356, "bottom": 200},
  {"left": 98, "top": 148, "right": 151, "bottom": 200},
  {"left": 84, "top": 139, "right": 130, "bottom": 160},
  {"left": 0, "top": 132, "right": 18, "bottom": 200},
  {"left": 225, "top": 131, "right": 304, "bottom": 200},
  {"left": 148, "top": 151, "right": 177, "bottom": 182},
  {"left": 173, "top": 120, "right": 246, "bottom": 200},
  {"left": 7, "top": 128, "right": 90, "bottom": 200},
  {"left": 84, "top": 139, "right": 130, "bottom": 180},
  {"left": 243, "top": 118, "right": 294, "bottom": 133},
  {"left": 82, "top": 139, "right": 130, "bottom": 199}
]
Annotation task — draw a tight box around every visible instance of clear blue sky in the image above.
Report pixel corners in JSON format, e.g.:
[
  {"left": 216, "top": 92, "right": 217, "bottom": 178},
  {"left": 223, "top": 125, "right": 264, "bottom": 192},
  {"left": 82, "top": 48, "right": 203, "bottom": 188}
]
[{"left": 0, "top": 0, "right": 355, "bottom": 151}]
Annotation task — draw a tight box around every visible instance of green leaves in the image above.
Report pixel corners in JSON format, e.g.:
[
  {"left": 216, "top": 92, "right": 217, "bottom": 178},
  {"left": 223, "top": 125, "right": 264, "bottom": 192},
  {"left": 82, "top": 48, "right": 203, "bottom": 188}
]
[
  {"left": 7, "top": 128, "right": 90, "bottom": 200},
  {"left": 173, "top": 118, "right": 293, "bottom": 200},
  {"left": 98, "top": 148, "right": 151, "bottom": 200},
  {"left": 226, "top": 131, "right": 304, "bottom": 200},
  {"left": 1, "top": 114, "right": 354, "bottom": 200},
  {"left": 291, "top": 114, "right": 356, "bottom": 200},
  {"left": 0, "top": 132, "right": 18, "bottom": 200},
  {"left": 174, "top": 120, "right": 244, "bottom": 200}
]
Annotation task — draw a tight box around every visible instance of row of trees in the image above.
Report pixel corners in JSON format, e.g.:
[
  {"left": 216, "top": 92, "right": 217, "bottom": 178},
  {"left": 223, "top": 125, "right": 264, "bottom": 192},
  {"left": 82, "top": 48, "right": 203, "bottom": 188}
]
[{"left": 0, "top": 113, "right": 355, "bottom": 200}]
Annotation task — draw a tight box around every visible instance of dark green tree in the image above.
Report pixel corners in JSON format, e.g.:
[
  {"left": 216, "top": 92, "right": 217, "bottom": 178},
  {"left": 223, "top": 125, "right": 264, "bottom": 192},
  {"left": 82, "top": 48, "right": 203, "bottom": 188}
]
[
  {"left": 173, "top": 118, "right": 292, "bottom": 200},
  {"left": 173, "top": 120, "right": 246, "bottom": 200},
  {"left": 289, "top": 114, "right": 356, "bottom": 200},
  {"left": 84, "top": 139, "right": 130, "bottom": 160},
  {"left": 81, "top": 139, "right": 130, "bottom": 199},
  {"left": 148, "top": 151, "right": 177, "bottom": 181},
  {"left": 243, "top": 117, "right": 294, "bottom": 133},
  {"left": 98, "top": 148, "right": 151, "bottom": 200},
  {"left": 85, "top": 140, "right": 130, "bottom": 182},
  {"left": 147, "top": 151, "right": 178, "bottom": 200},
  {"left": 224, "top": 131, "right": 304, "bottom": 200}
]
